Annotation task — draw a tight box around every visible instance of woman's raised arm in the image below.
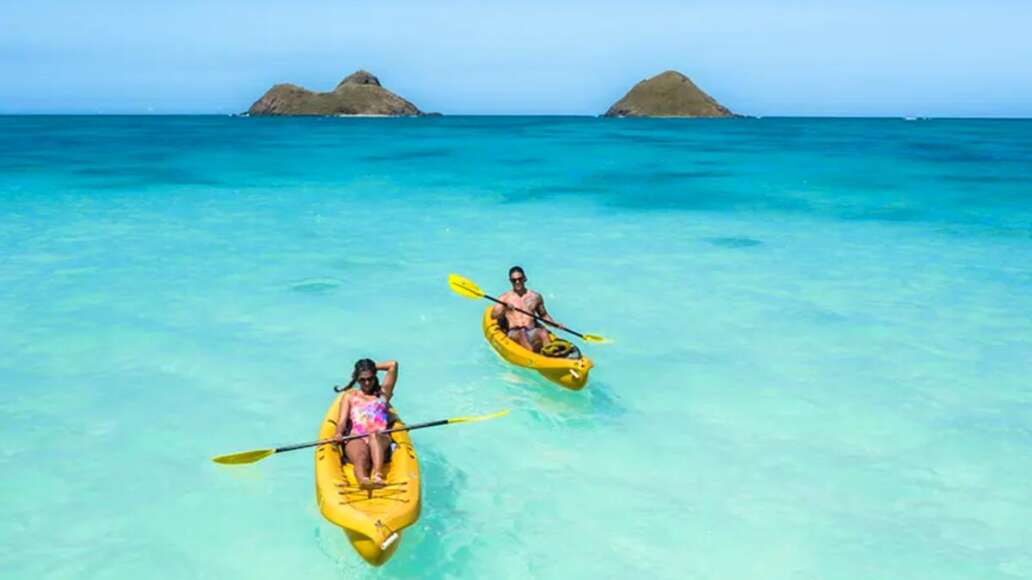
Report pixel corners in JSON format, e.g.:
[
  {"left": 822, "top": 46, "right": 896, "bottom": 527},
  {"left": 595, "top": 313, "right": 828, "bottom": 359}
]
[{"left": 377, "top": 360, "right": 399, "bottom": 401}]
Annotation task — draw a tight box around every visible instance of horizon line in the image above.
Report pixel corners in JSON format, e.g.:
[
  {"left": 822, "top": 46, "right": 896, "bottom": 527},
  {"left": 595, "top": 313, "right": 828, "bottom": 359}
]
[{"left": 1, "top": 113, "right": 1031, "bottom": 120}]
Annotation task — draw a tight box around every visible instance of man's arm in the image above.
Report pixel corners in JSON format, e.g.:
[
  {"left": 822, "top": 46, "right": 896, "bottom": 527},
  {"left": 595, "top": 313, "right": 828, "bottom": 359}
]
[
  {"left": 491, "top": 292, "right": 511, "bottom": 319},
  {"left": 535, "top": 294, "right": 563, "bottom": 328}
]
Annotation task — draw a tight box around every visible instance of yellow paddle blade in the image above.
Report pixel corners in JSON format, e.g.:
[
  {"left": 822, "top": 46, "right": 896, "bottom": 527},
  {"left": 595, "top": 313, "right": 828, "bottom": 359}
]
[
  {"left": 447, "top": 273, "right": 485, "bottom": 300},
  {"left": 212, "top": 448, "right": 276, "bottom": 465},
  {"left": 448, "top": 409, "right": 510, "bottom": 424},
  {"left": 582, "top": 334, "right": 610, "bottom": 344}
]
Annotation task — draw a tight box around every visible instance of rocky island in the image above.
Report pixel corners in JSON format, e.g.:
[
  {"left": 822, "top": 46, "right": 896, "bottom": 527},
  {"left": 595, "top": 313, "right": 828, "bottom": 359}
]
[
  {"left": 247, "top": 70, "right": 423, "bottom": 116},
  {"left": 603, "top": 70, "right": 733, "bottom": 118}
]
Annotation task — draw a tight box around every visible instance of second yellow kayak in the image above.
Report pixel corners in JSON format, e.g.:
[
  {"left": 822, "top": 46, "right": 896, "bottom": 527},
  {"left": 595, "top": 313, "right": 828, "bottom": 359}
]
[
  {"left": 482, "top": 306, "right": 593, "bottom": 389},
  {"left": 314, "top": 393, "right": 421, "bottom": 566}
]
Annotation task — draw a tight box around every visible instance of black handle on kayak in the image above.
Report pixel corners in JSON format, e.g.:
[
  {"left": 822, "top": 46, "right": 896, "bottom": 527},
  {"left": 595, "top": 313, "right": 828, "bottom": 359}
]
[{"left": 481, "top": 294, "right": 582, "bottom": 339}]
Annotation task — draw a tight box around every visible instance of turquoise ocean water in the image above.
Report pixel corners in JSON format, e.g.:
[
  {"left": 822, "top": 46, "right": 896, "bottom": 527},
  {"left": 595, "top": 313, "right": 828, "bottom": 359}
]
[{"left": 1, "top": 116, "right": 1030, "bottom": 578}]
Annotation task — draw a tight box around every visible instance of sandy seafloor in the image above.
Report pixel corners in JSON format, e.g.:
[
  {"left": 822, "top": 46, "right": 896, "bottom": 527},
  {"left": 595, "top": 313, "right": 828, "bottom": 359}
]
[{"left": 1, "top": 116, "right": 1030, "bottom": 578}]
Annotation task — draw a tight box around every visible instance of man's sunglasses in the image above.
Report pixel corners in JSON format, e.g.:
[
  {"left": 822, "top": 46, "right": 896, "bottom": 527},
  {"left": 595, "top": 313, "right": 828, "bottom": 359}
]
[{"left": 510, "top": 277, "right": 526, "bottom": 283}]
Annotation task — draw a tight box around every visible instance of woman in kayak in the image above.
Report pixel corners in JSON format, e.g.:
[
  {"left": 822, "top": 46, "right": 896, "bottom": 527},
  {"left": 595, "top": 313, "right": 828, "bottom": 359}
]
[{"left": 334, "top": 358, "right": 398, "bottom": 489}]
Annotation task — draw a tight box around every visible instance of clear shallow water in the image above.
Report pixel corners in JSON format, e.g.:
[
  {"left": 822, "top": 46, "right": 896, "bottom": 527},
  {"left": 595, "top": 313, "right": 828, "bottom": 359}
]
[{"left": 1, "top": 116, "right": 1030, "bottom": 579}]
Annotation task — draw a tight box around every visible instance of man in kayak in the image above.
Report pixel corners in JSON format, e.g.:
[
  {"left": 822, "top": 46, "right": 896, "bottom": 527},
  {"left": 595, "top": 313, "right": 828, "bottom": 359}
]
[{"left": 491, "top": 266, "right": 566, "bottom": 353}]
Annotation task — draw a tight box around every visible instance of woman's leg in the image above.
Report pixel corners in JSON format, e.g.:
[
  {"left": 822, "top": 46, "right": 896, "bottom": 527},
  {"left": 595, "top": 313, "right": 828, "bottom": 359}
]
[
  {"left": 369, "top": 433, "right": 391, "bottom": 482},
  {"left": 344, "top": 438, "right": 371, "bottom": 483}
]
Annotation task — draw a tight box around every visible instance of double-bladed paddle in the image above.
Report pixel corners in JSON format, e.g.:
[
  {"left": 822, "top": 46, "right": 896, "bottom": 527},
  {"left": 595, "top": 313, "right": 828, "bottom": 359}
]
[
  {"left": 212, "top": 409, "right": 509, "bottom": 465},
  {"left": 447, "top": 273, "right": 608, "bottom": 344}
]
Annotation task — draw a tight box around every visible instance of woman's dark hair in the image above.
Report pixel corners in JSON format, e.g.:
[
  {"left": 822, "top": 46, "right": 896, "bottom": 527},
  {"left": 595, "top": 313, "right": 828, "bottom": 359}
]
[{"left": 334, "top": 358, "right": 380, "bottom": 393}]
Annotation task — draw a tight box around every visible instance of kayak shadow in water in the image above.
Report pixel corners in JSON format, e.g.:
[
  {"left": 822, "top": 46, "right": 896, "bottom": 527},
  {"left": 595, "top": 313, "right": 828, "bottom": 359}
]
[
  {"left": 487, "top": 353, "right": 627, "bottom": 429},
  {"left": 517, "top": 379, "right": 626, "bottom": 430},
  {"left": 313, "top": 523, "right": 373, "bottom": 575},
  {"left": 375, "top": 448, "right": 475, "bottom": 577},
  {"left": 314, "top": 448, "right": 474, "bottom": 578}
]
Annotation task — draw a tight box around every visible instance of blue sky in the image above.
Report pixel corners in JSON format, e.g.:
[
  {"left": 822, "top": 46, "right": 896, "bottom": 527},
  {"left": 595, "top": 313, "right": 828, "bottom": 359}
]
[{"left": 2, "top": 0, "right": 1030, "bottom": 116}]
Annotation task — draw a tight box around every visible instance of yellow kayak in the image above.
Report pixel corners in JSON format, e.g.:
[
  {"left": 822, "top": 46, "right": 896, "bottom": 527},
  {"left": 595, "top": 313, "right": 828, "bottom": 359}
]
[
  {"left": 482, "top": 306, "right": 593, "bottom": 389},
  {"left": 314, "top": 393, "right": 421, "bottom": 566}
]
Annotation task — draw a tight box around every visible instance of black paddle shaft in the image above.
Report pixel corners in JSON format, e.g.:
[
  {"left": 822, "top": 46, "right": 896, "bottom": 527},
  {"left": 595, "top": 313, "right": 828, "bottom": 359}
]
[
  {"left": 274, "top": 419, "right": 451, "bottom": 454},
  {"left": 481, "top": 294, "right": 585, "bottom": 339}
]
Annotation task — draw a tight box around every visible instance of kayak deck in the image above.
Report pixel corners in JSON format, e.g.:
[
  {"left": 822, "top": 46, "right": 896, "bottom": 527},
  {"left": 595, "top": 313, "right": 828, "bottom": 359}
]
[
  {"left": 481, "top": 306, "right": 593, "bottom": 390},
  {"left": 315, "top": 393, "right": 421, "bottom": 566}
]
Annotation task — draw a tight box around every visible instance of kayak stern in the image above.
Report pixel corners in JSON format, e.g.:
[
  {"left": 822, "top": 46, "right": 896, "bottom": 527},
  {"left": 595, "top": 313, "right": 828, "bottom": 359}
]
[{"left": 345, "top": 527, "right": 403, "bottom": 566}]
